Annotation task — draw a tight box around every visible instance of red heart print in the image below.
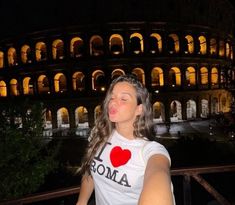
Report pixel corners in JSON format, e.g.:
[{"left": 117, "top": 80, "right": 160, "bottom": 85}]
[{"left": 110, "top": 146, "right": 131, "bottom": 167}]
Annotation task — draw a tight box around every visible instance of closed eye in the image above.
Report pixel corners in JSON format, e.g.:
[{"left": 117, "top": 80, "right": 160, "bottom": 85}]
[{"left": 121, "top": 98, "right": 128, "bottom": 101}]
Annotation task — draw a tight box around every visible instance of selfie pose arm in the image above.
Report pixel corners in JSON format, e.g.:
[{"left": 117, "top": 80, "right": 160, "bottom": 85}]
[
  {"left": 138, "top": 154, "right": 174, "bottom": 205},
  {"left": 76, "top": 174, "right": 94, "bottom": 205}
]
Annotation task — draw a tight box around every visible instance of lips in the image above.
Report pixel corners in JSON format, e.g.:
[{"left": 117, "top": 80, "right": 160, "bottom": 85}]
[{"left": 109, "top": 107, "right": 117, "bottom": 116}]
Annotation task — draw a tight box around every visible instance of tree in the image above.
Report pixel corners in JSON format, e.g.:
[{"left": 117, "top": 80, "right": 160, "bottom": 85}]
[{"left": 0, "top": 99, "right": 58, "bottom": 200}]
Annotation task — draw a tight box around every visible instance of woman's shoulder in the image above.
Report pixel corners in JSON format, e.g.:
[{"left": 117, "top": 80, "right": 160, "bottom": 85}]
[
  {"left": 142, "top": 140, "right": 171, "bottom": 164},
  {"left": 143, "top": 139, "right": 166, "bottom": 149}
]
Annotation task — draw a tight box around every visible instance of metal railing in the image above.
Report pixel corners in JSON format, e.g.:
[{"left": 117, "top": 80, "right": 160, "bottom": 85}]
[
  {"left": 1, "top": 164, "right": 235, "bottom": 205},
  {"left": 171, "top": 164, "right": 235, "bottom": 205}
]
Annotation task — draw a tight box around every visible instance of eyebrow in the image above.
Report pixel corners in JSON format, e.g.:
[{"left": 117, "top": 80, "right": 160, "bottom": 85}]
[
  {"left": 120, "top": 92, "right": 134, "bottom": 97},
  {"left": 111, "top": 91, "right": 132, "bottom": 97}
]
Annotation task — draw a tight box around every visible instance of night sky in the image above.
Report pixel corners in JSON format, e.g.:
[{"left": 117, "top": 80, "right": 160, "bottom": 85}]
[
  {"left": 0, "top": 0, "right": 85, "bottom": 38},
  {"left": 0, "top": 0, "right": 235, "bottom": 39}
]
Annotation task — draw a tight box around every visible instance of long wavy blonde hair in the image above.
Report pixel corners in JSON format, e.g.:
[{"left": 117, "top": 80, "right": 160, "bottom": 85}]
[{"left": 79, "top": 74, "right": 155, "bottom": 175}]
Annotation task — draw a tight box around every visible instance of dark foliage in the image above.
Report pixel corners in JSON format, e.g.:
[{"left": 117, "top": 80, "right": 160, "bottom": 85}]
[{"left": 0, "top": 99, "right": 58, "bottom": 200}]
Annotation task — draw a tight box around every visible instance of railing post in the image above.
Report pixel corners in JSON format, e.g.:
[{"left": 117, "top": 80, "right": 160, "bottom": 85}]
[
  {"left": 183, "top": 175, "right": 192, "bottom": 205},
  {"left": 192, "top": 174, "right": 231, "bottom": 205}
]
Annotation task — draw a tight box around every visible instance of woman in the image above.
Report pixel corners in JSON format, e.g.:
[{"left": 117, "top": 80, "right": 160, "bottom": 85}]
[{"left": 76, "top": 74, "right": 175, "bottom": 205}]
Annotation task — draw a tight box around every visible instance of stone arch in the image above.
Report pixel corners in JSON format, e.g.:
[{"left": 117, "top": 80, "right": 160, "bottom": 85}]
[
  {"left": 57, "top": 107, "right": 70, "bottom": 128},
  {"left": 111, "top": 69, "right": 125, "bottom": 80},
  {"left": 170, "top": 100, "right": 182, "bottom": 121},
  {"left": 92, "top": 70, "right": 106, "bottom": 91},
  {"left": 35, "top": 41, "right": 47, "bottom": 61},
  {"left": 132, "top": 67, "right": 145, "bottom": 85},
  {"left": 38, "top": 75, "right": 50, "bottom": 94},
  {"left": 90, "top": 35, "right": 104, "bottom": 56},
  {"left": 130, "top": 32, "right": 144, "bottom": 54},
  {"left": 52, "top": 39, "right": 64, "bottom": 60},
  {"left": 151, "top": 67, "right": 164, "bottom": 87},
  {"left": 153, "top": 101, "right": 165, "bottom": 122},
  {"left": 0, "top": 80, "right": 7, "bottom": 97},
  {"left": 186, "top": 99, "right": 197, "bottom": 119},
  {"left": 70, "top": 36, "right": 84, "bottom": 58},
  {"left": 54, "top": 73, "right": 67, "bottom": 93},
  {"left": 10, "top": 78, "right": 19, "bottom": 96},
  {"left": 72, "top": 71, "right": 85, "bottom": 91},
  {"left": 109, "top": 34, "right": 124, "bottom": 55}
]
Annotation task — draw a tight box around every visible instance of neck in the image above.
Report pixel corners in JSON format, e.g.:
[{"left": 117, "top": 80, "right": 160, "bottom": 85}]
[{"left": 115, "top": 123, "right": 135, "bottom": 140}]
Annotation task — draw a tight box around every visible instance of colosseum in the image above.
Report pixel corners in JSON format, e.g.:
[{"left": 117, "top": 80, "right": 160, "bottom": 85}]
[{"left": 0, "top": 0, "right": 235, "bottom": 136}]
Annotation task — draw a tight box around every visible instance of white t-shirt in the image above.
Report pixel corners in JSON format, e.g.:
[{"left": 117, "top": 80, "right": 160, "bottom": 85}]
[{"left": 90, "top": 130, "right": 173, "bottom": 205}]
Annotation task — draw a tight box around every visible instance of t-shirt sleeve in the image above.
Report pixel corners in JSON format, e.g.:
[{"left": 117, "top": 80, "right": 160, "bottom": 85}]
[{"left": 142, "top": 141, "right": 171, "bottom": 165}]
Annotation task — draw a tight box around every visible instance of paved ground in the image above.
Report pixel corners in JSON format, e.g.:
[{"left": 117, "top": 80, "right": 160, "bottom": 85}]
[{"left": 155, "top": 119, "right": 233, "bottom": 141}]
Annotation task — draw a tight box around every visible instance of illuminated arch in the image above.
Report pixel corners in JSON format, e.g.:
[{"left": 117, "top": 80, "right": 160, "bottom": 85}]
[
  {"left": 211, "top": 67, "right": 219, "bottom": 85},
  {"left": 54, "top": 73, "right": 67, "bottom": 93},
  {"left": 210, "top": 38, "right": 217, "bottom": 55},
  {"left": 198, "top": 36, "right": 207, "bottom": 55},
  {"left": 153, "top": 101, "right": 165, "bottom": 122},
  {"left": 168, "top": 34, "right": 179, "bottom": 54},
  {"left": 0, "top": 51, "right": 4, "bottom": 68},
  {"left": 170, "top": 100, "right": 182, "bottom": 121},
  {"left": 52, "top": 39, "right": 64, "bottom": 60},
  {"left": 57, "top": 107, "right": 70, "bottom": 128},
  {"left": 186, "top": 99, "right": 196, "bottom": 119},
  {"left": 72, "top": 71, "right": 85, "bottom": 91},
  {"left": 70, "top": 37, "right": 84, "bottom": 58},
  {"left": 132, "top": 67, "right": 145, "bottom": 85},
  {"left": 38, "top": 75, "right": 50, "bottom": 94},
  {"left": 109, "top": 34, "right": 124, "bottom": 55},
  {"left": 151, "top": 67, "right": 164, "bottom": 87},
  {"left": 149, "top": 33, "right": 162, "bottom": 54},
  {"left": 184, "top": 35, "right": 194, "bottom": 54},
  {"left": 90, "top": 35, "right": 104, "bottom": 56},
  {"left": 21, "top": 44, "right": 32, "bottom": 64},
  {"left": 8, "top": 47, "right": 18, "bottom": 66},
  {"left": 0, "top": 80, "right": 7, "bottom": 97},
  {"left": 10, "top": 79, "right": 19, "bottom": 96},
  {"left": 23, "top": 77, "right": 34, "bottom": 95},
  {"left": 200, "top": 67, "right": 208, "bottom": 85},
  {"left": 75, "top": 106, "right": 88, "bottom": 126},
  {"left": 44, "top": 109, "right": 52, "bottom": 128},
  {"left": 35, "top": 41, "right": 47, "bottom": 61},
  {"left": 169, "top": 67, "right": 181, "bottom": 86},
  {"left": 111, "top": 69, "right": 125, "bottom": 80},
  {"left": 186, "top": 67, "right": 196, "bottom": 86},
  {"left": 92, "top": 70, "right": 106, "bottom": 91},
  {"left": 44, "top": 108, "right": 52, "bottom": 134},
  {"left": 130, "top": 33, "right": 144, "bottom": 54},
  {"left": 201, "top": 99, "right": 209, "bottom": 118}
]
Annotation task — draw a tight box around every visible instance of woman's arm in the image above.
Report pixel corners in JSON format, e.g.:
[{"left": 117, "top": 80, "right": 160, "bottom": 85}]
[
  {"left": 76, "top": 174, "right": 94, "bottom": 205},
  {"left": 138, "top": 154, "right": 175, "bottom": 205}
]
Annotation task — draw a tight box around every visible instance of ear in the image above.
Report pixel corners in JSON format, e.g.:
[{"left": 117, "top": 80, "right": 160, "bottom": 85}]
[{"left": 136, "top": 104, "right": 143, "bottom": 116}]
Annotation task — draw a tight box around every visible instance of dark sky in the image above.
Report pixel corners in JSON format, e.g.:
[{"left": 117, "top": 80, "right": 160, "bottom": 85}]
[
  {"left": 0, "top": 0, "right": 235, "bottom": 39},
  {"left": 0, "top": 0, "right": 86, "bottom": 39}
]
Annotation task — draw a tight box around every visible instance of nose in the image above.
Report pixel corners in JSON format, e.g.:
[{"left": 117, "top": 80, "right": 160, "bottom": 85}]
[{"left": 109, "top": 97, "right": 118, "bottom": 106}]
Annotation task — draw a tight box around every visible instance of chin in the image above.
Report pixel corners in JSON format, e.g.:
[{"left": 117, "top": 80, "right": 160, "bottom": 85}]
[{"left": 109, "top": 116, "right": 118, "bottom": 122}]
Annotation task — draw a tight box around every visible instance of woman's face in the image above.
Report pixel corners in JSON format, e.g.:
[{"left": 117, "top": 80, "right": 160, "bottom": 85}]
[{"left": 108, "top": 82, "right": 142, "bottom": 126}]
